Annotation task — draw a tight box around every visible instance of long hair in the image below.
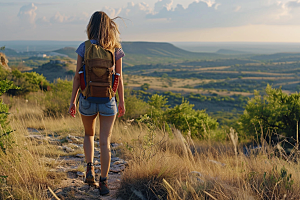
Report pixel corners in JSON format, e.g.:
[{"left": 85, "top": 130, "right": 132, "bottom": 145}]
[{"left": 86, "top": 11, "right": 121, "bottom": 52}]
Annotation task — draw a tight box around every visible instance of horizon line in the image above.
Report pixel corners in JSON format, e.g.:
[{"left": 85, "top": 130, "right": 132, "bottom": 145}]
[{"left": 1, "top": 40, "right": 300, "bottom": 44}]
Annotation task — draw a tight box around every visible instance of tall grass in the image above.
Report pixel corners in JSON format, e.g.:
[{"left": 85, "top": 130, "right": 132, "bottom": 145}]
[
  {"left": 114, "top": 121, "right": 300, "bottom": 199},
  {"left": 1, "top": 92, "right": 300, "bottom": 199}
]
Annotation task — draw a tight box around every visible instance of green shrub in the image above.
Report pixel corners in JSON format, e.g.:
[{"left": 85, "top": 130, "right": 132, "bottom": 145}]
[
  {"left": 44, "top": 79, "right": 72, "bottom": 117},
  {"left": 7, "top": 70, "right": 50, "bottom": 96},
  {"left": 164, "top": 100, "right": 218, "bottom": 139},
  {"left": 240, "top": 85, "right": 300, "bottom": 140},
  {"left": 141, "top": 83, "right": 150, "bottom": 91},
  {"left": 122, "top": 89, "right": 149, "bottom": 119},
  {"left": 0, "top": 79, "right": 17, "bottom": 152}
]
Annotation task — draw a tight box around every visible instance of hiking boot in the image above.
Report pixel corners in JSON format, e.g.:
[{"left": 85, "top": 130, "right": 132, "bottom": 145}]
[
  {"left": 85, "top": 162, "right": 96, "bottom": 185},
  {"left": 99, "top": 177, "right": 109, "bottom": 196}
]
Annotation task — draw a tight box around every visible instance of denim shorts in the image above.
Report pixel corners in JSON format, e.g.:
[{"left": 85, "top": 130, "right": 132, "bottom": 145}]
[{"left": 79, "top": 95, "right": 118, "bottom": 116}]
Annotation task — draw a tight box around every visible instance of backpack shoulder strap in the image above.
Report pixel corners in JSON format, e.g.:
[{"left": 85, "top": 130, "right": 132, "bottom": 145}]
[{"left": 84, "top": 40, "right": 93, "bottom": 61}]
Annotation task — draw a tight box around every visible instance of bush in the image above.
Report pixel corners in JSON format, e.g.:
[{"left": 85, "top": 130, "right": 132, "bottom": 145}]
[
  {"left": 44, "top": 79, "right": 72, "bottom": 117},
  {"left": 141, "top": 83, "right": 150, "bottom": 91},
  {"left": 240, "top": 85, "right": 300, "bottom": 140},
  {"left": 0, "top": 79, "right": 17, "bottom": 152},
  {"left": 164, "top": 100, "right": 218, "bottom": 139},
  {"left": 7, "top": 70, "right": 50, "bottom": 96},
  {"left": 122, "top": 89, "right": 149, "bottom": 119}
]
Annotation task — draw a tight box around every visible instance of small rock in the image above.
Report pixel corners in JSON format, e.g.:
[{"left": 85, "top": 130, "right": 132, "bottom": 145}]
[
  {"left": 76, "top": 154, "right": 85, "bottom": 158},
  {"left": 56, "top": 166, "right": 67, "bottom": 172},
  {"left": 57, "top": 146, "right": 64, "bottom": 150},
  {"left": 113, "top": 159, "right": 125, "bottom": 165},
  {"left": 26, "top": 135, "right": 50, "bottom": 143},
  {"left": 27, "top": 128, "right": 40, "bottom": 133},
  {"left": 94, "top": 154, "right": 100, "bottom": 158},
  {"left": 110, "top": 164, "right": 125, "bottom": 173},
  {"left": 63, "top": 146, "right": 74, "bottom": 153},
  {"left": 69, "top": 143, "right": 82, "bottom": 149},
  {"left": 77, "top": 171, "right": 85, "bottom": 177},
  {"left": 111, "top": 143, "right": 121, "bottom": 149},
  {"left": 95, "top": 165, "right": 101, "bottom": 170},
  {"left": 95, "top": 169, "right": 100, "bottom": 174},
  {"left": 67, "top": 135, "right": 79, "bottom": 143},
  {"left": 111, "top": 157, "right": 120, "bottom": 162}
]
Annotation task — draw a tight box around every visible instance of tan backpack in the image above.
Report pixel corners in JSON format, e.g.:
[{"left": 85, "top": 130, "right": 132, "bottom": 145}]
[{"left": 80, "top": 40, "right": 116, "bottom": 103}]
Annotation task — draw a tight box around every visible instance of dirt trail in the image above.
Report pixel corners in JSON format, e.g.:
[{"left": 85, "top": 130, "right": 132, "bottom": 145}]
[{"left": 27, "top": 132, "right": 125, "bottom": 200}]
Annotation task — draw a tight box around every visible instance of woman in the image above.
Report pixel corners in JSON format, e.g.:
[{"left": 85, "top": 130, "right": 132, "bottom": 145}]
[{"left": 68, "top": 11, "right": 125, "bottom": 196}]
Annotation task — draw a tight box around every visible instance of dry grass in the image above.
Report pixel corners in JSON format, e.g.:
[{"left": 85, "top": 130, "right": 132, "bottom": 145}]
[
  {"left": 2, "top": 94, "right": 300, "bottom": 199},
  {"left": 114, "top": 122, "right": 300, "bottom": 200}
]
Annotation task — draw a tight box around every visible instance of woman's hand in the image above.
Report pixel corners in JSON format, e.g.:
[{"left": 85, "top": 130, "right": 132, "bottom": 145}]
[
  {"left": 68, "top": 103, "right": 76, "bottom": 118},
  {"left": 118, "top": 101, "right": 125, "bottom": 118}
]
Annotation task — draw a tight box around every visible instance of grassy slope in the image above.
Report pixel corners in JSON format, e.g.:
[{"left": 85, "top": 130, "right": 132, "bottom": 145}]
[
  {"left": 52, "top": 42, "right": 231, "bottom": 66},
  {"left": 32, "top": 60, "right": 76, "bottom": 82}
]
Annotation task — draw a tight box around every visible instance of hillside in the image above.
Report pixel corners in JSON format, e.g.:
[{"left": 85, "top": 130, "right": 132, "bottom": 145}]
[
  {"left": 32, "top": 59, "right": 76, "bottom": 82},
  {"left": 216, "top": 49, "right": 250, "bottom": 55},
  {"left": 250, "top": 52, "right": 300, "bottom": 61},
  {"left": 53, "top": 47, "right": 77, "bottom": 60},
  {"left": 52, "top": 42, "right": 231, "bottom": 66}
]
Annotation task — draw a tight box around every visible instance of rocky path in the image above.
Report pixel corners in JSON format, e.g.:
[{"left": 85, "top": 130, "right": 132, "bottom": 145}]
[{"left": 27, "top": 131, "right": 126, "bottom": 200}]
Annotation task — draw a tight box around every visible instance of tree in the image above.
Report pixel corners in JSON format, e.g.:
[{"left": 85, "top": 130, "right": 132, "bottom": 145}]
[{"left": 141, "top": 83, "right": 150, "bottom": 91}]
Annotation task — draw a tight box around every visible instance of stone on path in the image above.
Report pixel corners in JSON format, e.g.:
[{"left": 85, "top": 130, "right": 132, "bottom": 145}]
[
  {"left": 76, "top": 154, "right": 85, "bottom": 158},
  {"left": 77, "top": 171, "right": 85, "bottom": 177},
  {"left": 110, "top": 164, "right": 125, "bottom": 173}
]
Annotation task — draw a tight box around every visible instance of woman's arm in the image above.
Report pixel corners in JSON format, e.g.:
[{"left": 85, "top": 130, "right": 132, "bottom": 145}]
[
  {"left": 68, "top": 55, "right": 82, "bottom": 117},
  {"left": 115, "top": 58, "right": 125, "bottom": 117}
]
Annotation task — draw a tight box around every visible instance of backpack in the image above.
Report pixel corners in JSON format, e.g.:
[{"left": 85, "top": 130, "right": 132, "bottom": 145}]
[{"left": 79, "top": 40, "right": 117, "bottom": 103}]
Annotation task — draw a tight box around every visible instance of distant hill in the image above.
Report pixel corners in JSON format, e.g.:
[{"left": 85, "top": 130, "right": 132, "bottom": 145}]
[
  {"left": 0, "top": 48, "right": 19, "bottom": 56},
  {"left": 250, "top": 52, "right": 300, "bottom": 61},
  {"left": 121, "top": 42, "right": 229, "bottom": 66},
  {"left": 121, "top": 42, "right": 219, "bottom": 58},
  {"left": 216, "top": 49, "right": 249, "bottom": 55},
  {"left": 52, "top": 42, "right": 229, "bottom": 66},
  {"left": 32, "top": 59, "right": 76, "bottom": 82},
  {"left": 53, "top": 47, "right": 77, "bottom": 60}
]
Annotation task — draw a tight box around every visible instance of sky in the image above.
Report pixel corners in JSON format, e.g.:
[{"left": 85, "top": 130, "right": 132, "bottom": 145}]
[{"left": 1, "top": 0, "right": 300, "bottom": 42}]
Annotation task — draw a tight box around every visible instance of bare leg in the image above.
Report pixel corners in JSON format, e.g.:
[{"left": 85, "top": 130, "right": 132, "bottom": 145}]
[
  {"left": 81, "top": 114, "right": 97, "bottom": 163},
  {"left": 99, "top": 114, "right": 116, "bottom": 178}
]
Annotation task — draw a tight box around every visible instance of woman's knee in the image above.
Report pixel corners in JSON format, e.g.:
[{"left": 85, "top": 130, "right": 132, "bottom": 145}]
[
  {"left": 85, "top": 129, "right": 95, "bottom": 136},
  {"left": 99, "top": 140, "right": 111, "bottom": 150}
]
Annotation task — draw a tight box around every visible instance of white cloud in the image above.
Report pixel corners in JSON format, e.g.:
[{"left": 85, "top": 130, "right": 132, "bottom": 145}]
[
  {"left": 120, "top": 2, "right": 152, "bottom": 16},
  {"left": 48, "top": 12, "right": 88, "bottom": 24},
  {"left": 285, "top": 0, "right": 300, "bottom": 8},
  {"left": 102, "top": 6, "right": 122, "bottom": 18},
  {"left": 17, "top": 3, "right": 37, "bottom": 24},
  {"left": 234, "top": 5, "right": 241, "bottom": 12},
  {"left": 50, "top": 12, "right": 68, "bottom": 23},
  {"left": 154, "top": 0, "right": 174, "bottom": 13},
  {"left": 36, "top": 16, "right": 49, "bottom": 25}
]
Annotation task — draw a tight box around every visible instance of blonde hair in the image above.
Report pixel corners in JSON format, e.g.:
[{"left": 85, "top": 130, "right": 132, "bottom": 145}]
[{"left": 86, "top": 11, "right": 121, "bottom": 52}]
